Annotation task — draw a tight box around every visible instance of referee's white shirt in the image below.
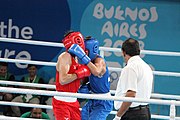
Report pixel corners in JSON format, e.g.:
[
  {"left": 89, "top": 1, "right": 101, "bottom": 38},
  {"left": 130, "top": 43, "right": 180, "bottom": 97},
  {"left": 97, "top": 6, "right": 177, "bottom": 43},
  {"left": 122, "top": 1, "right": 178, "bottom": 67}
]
[{"left": 114, "top": 55, "right": 153, "bottom": 110}]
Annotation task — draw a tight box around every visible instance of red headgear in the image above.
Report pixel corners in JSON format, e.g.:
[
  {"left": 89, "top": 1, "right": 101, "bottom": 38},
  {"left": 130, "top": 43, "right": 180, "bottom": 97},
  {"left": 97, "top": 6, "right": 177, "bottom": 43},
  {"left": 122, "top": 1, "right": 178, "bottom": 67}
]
[{"left": 62, "top": 32, "right": 85, "bottom": 51}]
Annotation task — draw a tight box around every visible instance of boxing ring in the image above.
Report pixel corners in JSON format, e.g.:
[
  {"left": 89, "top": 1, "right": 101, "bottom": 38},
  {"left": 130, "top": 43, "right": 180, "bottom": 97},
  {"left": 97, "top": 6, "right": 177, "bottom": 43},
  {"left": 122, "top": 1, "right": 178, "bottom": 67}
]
[{"left": 0, "top": 37, "right": 180, "bottom": 120}]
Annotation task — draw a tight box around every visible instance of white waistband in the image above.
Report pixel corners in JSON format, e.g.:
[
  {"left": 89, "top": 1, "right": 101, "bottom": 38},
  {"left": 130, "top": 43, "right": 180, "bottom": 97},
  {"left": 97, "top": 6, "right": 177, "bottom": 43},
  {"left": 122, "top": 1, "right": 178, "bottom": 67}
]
[{"left": 54, "top": 96, "right": 77, "bottom": 102}]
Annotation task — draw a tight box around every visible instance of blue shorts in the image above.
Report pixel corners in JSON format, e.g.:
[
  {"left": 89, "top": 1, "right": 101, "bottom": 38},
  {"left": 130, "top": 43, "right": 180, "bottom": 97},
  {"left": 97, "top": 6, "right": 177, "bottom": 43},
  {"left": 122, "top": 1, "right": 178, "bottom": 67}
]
[{"left": 81, "top": 99, "right": 113, "bottom": 120}]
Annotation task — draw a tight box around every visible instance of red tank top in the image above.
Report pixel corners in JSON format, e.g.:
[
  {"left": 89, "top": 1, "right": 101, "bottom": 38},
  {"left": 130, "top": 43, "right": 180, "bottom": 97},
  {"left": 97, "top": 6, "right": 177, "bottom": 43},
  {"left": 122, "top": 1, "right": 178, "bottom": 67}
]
[{"left": 55, "top": 56, "right": 80, "bottom": 93}]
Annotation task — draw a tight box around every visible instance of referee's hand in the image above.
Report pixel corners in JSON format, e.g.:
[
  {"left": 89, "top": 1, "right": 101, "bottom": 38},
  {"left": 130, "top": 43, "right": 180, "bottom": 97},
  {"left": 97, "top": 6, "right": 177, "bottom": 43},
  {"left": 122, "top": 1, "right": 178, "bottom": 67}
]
[{"left": 113, "top": 115, "right": 121, "bottom": 120}]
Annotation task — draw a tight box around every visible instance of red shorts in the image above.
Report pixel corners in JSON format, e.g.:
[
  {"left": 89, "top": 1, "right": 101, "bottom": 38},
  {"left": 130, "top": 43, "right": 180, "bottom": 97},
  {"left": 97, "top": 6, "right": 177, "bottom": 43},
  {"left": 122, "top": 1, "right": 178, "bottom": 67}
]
[{"left": 52, "top": 97, "right": 81, "bottom": 120}]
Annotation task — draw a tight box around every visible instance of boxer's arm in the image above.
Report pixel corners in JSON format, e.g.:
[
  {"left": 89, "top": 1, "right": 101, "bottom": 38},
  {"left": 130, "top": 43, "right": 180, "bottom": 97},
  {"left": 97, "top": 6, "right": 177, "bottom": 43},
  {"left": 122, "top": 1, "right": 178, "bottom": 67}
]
[
  {"left": 87, "top": 57, "right": 106, "bottom": 77},
  {"left": 57, "top": 52, "right": 77, "bottom": 85}
]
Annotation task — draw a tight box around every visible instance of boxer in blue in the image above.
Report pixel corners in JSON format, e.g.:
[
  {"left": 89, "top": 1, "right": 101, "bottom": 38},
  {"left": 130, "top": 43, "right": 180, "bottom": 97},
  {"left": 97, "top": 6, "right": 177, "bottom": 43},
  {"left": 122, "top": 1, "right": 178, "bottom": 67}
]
[{"left": 68, "top": 36, "right": 113, "bottom": 120}]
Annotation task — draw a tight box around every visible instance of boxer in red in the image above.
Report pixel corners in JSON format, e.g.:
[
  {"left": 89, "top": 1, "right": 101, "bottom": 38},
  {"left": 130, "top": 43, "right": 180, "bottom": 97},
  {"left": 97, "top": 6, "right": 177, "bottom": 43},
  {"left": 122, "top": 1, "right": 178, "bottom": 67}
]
[{"left": 52, "top": 31, "right": 91, "bottom": 120}]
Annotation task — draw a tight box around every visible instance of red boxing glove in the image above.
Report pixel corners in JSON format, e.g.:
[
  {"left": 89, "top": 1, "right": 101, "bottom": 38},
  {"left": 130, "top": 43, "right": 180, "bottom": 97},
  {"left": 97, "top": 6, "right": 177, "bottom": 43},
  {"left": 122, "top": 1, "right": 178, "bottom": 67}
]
[{"left": 75, "top": 65, "right": 91, "bottom": 79}]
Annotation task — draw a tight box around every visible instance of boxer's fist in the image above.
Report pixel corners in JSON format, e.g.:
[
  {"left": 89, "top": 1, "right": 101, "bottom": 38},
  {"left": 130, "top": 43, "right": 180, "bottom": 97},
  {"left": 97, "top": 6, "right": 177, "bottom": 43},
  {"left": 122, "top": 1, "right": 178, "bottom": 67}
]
[
  {"left": 68, "top": 44, "right": 90, "bottom": 64},
  {"left": 75, "top": 65, "right": 91, "bottom": 79}
]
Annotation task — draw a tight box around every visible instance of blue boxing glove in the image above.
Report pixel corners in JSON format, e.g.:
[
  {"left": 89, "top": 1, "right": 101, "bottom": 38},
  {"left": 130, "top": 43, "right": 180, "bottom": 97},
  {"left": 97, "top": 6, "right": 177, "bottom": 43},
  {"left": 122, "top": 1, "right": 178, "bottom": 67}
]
[
  {"left": 78, "top": 82, "right": 91, "bottom": 94},
  {"left": 68, "top": 44, "right": 91, "bottom": 64},
  {"left": 78, "top": 84, "right": 91, "bottom": 94}
]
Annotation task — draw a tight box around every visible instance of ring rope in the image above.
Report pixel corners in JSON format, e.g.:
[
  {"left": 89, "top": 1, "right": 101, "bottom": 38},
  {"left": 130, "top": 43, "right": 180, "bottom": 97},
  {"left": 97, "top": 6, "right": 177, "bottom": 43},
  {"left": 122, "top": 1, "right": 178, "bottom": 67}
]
[
  {"left": 0, "top": 58, "right": 180, "bottom": 77},
  {"left": 1, "top": 87, "right": 180, "bottom": 120},
  {"left": 0, "top": 101, "right": 180, "bottom": 120},
  {"left": 0, "top": 101, "right": 52, "bottom": 109},
  {"left": 1, "top": 80, "right": 180, "bottom": 100},
  {"left": 0, "top": 116, "right": 44, "bottom": 120},
  {"left": 1, "top": 101, "right": 180, "bottom": 120},
  {"left": 1, "top": 37, "right": 180, "bottom": 56},
  {"left": 0, "top": 58, "right": 56, "bottom": 67},
  {"left": 0, "top": 37, "right": 63, "bottom": 47},
  {"left": 1, "top": 87, "right": 180, "bottom": 106},
  {"left": 1, "top": 37, "right": 180, "bottom": 119},
  {"left": 0, "top": 115, "right": 45, "bottom": 120}
]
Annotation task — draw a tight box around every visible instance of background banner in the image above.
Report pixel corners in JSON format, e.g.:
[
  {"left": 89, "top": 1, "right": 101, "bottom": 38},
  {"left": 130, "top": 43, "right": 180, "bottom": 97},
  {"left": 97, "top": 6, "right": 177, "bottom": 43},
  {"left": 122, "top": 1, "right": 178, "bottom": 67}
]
[{"left": 0, "top": 0, "right": 180, "bottom": 117}]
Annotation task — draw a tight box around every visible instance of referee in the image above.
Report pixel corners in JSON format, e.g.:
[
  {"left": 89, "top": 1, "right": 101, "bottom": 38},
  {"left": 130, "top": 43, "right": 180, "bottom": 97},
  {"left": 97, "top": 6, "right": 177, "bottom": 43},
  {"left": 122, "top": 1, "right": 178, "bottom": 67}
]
[{"left": 113, "top": 38, "right": 153, "bottom": 120}]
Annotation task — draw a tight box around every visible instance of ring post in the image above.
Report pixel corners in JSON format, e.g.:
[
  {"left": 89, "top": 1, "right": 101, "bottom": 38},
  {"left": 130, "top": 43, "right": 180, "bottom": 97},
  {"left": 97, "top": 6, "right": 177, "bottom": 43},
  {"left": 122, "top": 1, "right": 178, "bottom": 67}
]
[{"left": 170, "top": 100, "right": 176, "bottom": 120}]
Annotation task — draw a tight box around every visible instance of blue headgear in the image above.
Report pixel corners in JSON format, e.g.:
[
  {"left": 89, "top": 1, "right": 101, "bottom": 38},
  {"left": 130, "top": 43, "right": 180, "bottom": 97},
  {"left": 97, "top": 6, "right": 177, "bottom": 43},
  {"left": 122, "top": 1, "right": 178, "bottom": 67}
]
[{"left": 85, "top": 37, "right": 99, "bottom": 61}]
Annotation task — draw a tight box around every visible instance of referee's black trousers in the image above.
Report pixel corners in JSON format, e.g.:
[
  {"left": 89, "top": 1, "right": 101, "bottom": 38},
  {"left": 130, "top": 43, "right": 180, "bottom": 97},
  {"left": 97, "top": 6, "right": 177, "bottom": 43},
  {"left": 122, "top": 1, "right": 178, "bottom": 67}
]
[{"left": 121, "top": 105, "right": 151, "bottom": 120}]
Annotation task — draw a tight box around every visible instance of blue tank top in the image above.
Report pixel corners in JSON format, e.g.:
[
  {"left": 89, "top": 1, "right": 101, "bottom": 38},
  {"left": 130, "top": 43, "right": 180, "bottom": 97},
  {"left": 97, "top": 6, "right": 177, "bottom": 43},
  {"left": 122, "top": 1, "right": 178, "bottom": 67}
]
[{"left": 89, "top": 56, "right": 110, "bottom": 93}]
